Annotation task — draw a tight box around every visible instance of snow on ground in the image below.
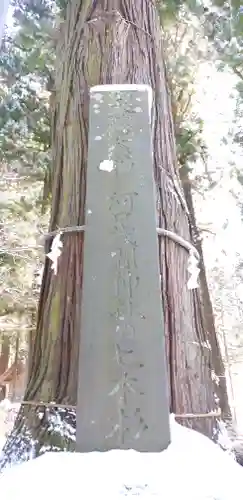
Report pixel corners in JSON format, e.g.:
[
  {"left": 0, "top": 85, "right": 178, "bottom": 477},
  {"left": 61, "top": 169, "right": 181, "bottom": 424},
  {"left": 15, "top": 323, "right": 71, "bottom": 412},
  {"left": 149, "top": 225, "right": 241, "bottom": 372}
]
[
  {"left": 0, "top": 400, "right": 19, "bottom": 453},
  {"left": 0, "top": 415, "right": 242, "bottom": 499}
]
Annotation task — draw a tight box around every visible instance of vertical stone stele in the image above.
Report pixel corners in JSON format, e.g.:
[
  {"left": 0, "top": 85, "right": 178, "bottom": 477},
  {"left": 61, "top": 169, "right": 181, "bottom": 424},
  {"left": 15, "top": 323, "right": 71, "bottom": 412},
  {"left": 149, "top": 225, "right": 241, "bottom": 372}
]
[{"left": 76, "top": 84, "right": 170, "bottom": 453}]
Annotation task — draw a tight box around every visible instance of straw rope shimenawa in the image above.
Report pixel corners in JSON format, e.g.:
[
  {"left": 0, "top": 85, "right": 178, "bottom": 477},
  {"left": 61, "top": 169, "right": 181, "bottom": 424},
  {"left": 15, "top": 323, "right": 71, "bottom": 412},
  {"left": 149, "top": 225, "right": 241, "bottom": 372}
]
[
  {"left": 43, "top": 224, "right": 200, "bottom": 260},
  {"left": 18, "top": 400, "right": 221, "bottom": 419}
]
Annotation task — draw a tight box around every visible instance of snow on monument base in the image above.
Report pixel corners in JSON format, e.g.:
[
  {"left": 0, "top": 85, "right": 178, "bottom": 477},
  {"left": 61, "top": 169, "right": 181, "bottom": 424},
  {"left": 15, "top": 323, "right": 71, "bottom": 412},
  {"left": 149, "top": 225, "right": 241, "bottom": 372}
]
[{"left": 0, "top": 416, "right": 242, "bottom": 499}]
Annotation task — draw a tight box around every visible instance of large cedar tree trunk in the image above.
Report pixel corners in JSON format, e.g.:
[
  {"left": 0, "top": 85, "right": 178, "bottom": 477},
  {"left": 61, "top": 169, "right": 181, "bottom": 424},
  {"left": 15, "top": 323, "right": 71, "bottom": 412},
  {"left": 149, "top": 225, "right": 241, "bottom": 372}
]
[{"left": 0, "top": 0, "right": 217, "bottom": 468}]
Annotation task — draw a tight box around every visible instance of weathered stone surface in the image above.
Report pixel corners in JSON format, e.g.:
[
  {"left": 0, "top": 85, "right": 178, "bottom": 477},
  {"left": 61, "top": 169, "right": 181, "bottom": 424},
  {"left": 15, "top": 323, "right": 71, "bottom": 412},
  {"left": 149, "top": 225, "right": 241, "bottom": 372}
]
[{"left": 76, "top": 85, "right": 170, "bottom": 452}]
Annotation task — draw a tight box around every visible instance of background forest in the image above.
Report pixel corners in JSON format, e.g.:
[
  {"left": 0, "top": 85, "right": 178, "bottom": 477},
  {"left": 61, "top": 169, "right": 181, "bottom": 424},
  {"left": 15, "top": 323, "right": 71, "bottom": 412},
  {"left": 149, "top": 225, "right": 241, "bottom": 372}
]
[{"left": 0, "top": 0, "right": 243, "bottom": 465}]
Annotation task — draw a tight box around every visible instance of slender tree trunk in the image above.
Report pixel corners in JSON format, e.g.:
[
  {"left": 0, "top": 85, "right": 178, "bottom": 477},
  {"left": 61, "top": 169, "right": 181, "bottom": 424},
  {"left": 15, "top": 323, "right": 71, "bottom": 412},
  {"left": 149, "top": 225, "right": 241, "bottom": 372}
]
[
  {"left": 179, "top": 165, "right": 231, "bottom": 421},
  {"left": 0, "top": 0, "right": 216, "bottom": 468}
]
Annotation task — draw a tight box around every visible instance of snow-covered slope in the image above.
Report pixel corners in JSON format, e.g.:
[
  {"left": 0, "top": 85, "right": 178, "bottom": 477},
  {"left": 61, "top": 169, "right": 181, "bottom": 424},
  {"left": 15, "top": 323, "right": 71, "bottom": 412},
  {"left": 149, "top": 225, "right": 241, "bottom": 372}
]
[{"left": 0, "top": 415, "right": 242, "bottom": 499}]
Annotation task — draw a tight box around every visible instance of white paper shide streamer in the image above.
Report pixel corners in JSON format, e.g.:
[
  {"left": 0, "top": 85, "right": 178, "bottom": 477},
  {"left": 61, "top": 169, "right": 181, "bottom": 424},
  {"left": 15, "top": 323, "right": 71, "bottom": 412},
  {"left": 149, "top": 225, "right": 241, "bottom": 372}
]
[
  {"left": 47, "top": 233, "right": 63, "bottom": 275},
  {"left": 187, "top": 250, "right": 200, "bottom": 290}
]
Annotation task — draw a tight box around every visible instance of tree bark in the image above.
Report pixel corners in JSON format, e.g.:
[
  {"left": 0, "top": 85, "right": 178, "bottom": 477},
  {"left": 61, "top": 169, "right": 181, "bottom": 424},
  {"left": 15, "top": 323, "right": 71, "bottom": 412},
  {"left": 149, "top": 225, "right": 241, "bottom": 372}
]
[{"left": 0, "top": 0, "right": 217, "bottom": 468}]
